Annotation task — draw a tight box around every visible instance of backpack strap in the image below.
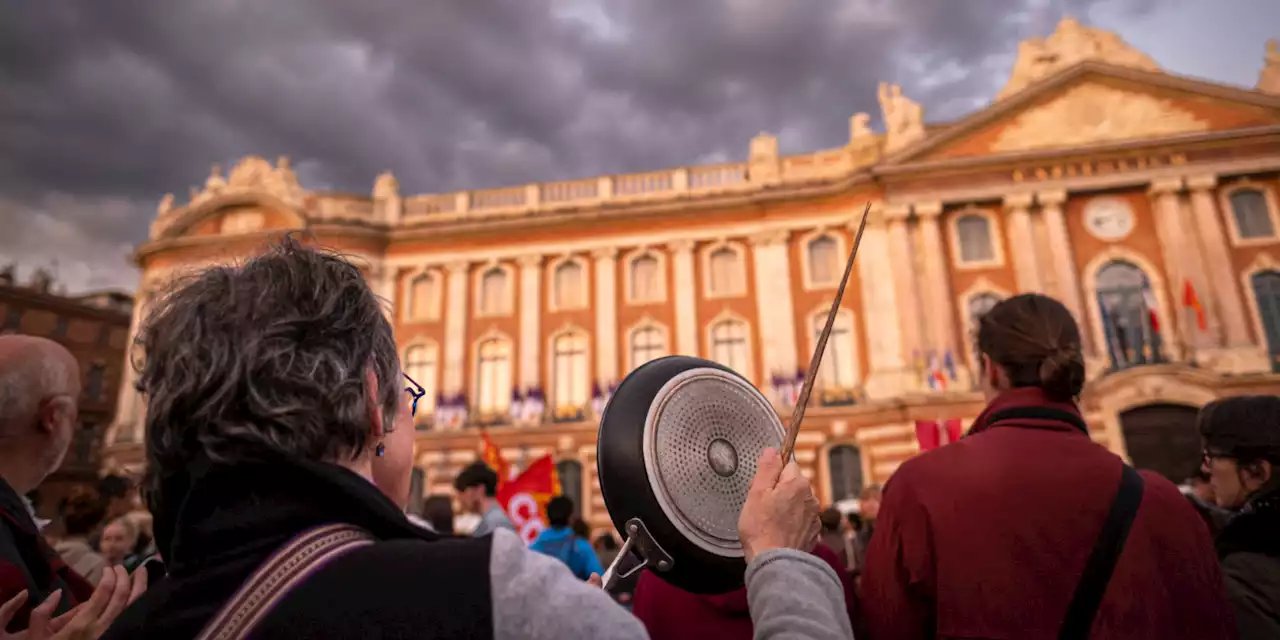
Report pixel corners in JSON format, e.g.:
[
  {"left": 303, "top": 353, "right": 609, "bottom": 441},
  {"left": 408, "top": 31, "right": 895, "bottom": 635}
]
[
  {"left": 1058, "top": 465, "right": 1145, "bottom": 640},
  {"left": 195, "top": 523, "right": 375, "bottom": 640}
]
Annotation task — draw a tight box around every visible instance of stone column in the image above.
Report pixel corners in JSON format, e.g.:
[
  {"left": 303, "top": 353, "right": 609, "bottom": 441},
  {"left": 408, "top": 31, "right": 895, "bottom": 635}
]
[
  {"left": 749, "top": 230, "right": 799, "bottom": 382},
  {"left": 1148, "top": 179, "right": 1191, "bottom": 356},
  {"left": 517, "top": 255, "right": 542, "bottom": 391},
  {"left": 885, "top": 206, "right": 923, "bottom": 365},
  {"left": 1037, "top": 190, "right": 1090, "bottom": 352},
  {"left": 855, "top": 206, "right": 911, "bottom": 398},
  {"left": 1004, "top": 194, "right": 1043, "bottom": 294},
  {"left": 670, "top": 240, "right": 699, "bottom": 356},
  {"left": 442, "top": 262, "right": 470, "bottom": 398},
  {"left": 915, "top": 202, "right": 960, "bottom": 359},
  {"left": 592, "top": 248, "right": 619, "bottom": 386},
  {"left": 1187, "top": 175, "right": 1251, "bottom": 347},
  {"left": 110, "top": 291, "right": 149, "bottom": 444},
  {"left": 371, "top": 262, "right": 397, "bottom": 320}
]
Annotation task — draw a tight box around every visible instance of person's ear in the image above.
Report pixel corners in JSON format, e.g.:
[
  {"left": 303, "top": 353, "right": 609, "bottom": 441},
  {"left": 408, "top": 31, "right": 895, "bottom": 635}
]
[
  {"left": 35, "top": 397, "right": 74, "bottom": 436},
  {"left": 364, "top": 368, "right": 387, "bottom": 440},
  {"left": 1241, "top": 459, "right": 1273, "bottom": 493}
]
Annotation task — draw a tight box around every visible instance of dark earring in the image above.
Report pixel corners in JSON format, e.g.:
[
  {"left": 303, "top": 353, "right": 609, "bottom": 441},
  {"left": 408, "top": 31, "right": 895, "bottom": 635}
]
[{"left": 375, "top": 442, "right": 385, "bottom": 457}]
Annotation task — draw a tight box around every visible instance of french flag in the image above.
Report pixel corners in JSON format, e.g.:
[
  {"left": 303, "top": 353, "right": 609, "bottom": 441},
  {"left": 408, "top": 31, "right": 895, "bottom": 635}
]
[{"left": 1142, "top": 289, "right": 1161, "bottom": 333}]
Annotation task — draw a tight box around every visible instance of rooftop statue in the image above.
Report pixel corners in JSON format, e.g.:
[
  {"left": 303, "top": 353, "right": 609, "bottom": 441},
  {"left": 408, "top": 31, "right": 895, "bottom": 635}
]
[{"left": 997, "top": 16, "right": 1160, "bottom": 100}]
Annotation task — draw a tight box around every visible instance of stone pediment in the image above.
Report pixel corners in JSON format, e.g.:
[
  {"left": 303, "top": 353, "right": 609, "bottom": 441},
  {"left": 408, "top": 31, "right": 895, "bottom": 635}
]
[
  {"left": 883, "top": 64, "right": 1280, "bottom": 164},
  {"left": 990, "top": 82, "right": 1209, "bottom": 153}
]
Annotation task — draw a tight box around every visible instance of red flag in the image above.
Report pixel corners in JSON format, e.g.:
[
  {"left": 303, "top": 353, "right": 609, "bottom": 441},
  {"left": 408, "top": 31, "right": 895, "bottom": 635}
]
[
  {"left": 942, "top": 418, "right": 964, "bottom": 444},
  {"left": 496, "top": 455, "right": 563, "bottom": 544},
  {"left": 1142, "top": 289, "right": 1160, "bottom": 333},
  {"left": 915, "top": 420, "right": 941, "bottom": 452},
  {"left": 480, "top": 431, "right": 512, "bottom": 488},
  {"left": 1183, "top": 280, "right": 1208, "bottom": 332}
]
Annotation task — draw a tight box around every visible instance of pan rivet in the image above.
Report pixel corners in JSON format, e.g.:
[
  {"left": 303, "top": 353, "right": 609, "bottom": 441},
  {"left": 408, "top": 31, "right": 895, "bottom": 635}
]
[
  {"left": 707, "top": 438, "right": 739, "bottom": 477},
  {"left": 628, "top": 524, "right": 638, "bottom": 534},
  {"left": 657, "top": 560, "right": 671, "bottom": 570}
]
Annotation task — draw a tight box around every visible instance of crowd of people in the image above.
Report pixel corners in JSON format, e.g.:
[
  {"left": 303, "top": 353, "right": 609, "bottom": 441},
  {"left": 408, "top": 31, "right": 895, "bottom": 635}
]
[{"left": 0, "top": 236, "right": 1274, "bottom": 638}]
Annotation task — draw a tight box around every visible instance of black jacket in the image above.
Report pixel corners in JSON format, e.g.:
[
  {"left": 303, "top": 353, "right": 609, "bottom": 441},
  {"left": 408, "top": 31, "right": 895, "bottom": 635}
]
[
  {"left": 1218, "top": 491, "right": 1280, "bottom": 640},
  {"left": 100, "top": 456, "right": 494, "bottom": 639}
]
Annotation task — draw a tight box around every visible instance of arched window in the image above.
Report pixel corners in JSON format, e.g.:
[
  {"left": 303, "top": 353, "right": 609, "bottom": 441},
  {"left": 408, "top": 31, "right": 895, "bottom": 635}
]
[
  {"left": 409, "top": 273, "right": 440, "bottom": 320},
  {"left": 827, "top": 445, "right": 863, "bottom": 503},
  {"left": 812, "top": 310, "right": 856, "bottom": 391},
  {"left": 630, "top": 255, "right": 661, "bottom": 302},
  {"left": 552, "top": 332, "right": 589, "bottom": 411},
  {"left": 630, "top": 326, "right": 667, "bottom": 369},
  {"left": 708, "top": 247, "right": 744, "bottom": 295},
  {"left": 955, "top": 214, "right": 995, "bottom": 263},
  {"left": 478, "top": 268, "right": 509, "bottom": 315},
  {"left": 1096, "top": 260, "right": 1163, "bottom": 370},
  {"left": 1230, "top": 189, "right": 1275, "bottom": 240},
  {"left": 1251, "top": 270, "right": 1280, "bottom": 372},
  {"left": 476, "top": 338, "right": 512, "bottom": 415},
  {"left": 554, "top": 261, "right": 586, "bottom": 309},
  {"left": 556, "top": 459, "right": 585, "bottom": 516},
  {"left": 967, "top": 293, "right": 1002, "bottom": 331},
  {"left": 807, "top": 235, "right": 840, "bottom": 287},
  {"left": 710, "top": 320, "right": 750, "bottom": 374},
  {"left": 83, "top": 364, "right": 106, "bottom": 402},
  {"left": 405, "top": 344, "right": 438, "bottom": 422}
]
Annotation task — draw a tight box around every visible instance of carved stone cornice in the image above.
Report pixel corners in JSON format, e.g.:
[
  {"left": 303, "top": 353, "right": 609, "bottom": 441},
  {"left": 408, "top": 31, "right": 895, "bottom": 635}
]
[
  {"left": 748, "top": 229, "right": 790, "bottom": 246},
  {"left": 1003, "top": 193, "right": 1035, "bottom": 210},
  {"left": 1148, "top": 177, "right": 1185, "bottom": 196},
  {"left": 1185, "top": 174, "right": 1218, "bottom": 192},
  {"left": 913, "top": 201, "right": 943, "bottom": 219},
  {"left": 1036, "top": 190, "right": 1068, "bottom": 207},
  {"left": 668, "top": 239, "right": 696, "bottom": 253}
]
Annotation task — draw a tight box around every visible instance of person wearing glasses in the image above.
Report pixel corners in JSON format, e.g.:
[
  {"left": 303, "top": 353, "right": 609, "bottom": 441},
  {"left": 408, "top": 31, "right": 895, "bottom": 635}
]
[
  {"left": 101, "top": 236, "right": 855, "bottom": 640},
  {"left": 1199, "top": 395, "right": 1280, "bottom": 640}
]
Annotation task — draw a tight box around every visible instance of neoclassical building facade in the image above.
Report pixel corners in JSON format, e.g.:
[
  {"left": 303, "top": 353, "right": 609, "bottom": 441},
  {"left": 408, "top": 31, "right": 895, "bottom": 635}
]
[{"left": 105, "top": 19, "right": 1280, "bottom": 531}]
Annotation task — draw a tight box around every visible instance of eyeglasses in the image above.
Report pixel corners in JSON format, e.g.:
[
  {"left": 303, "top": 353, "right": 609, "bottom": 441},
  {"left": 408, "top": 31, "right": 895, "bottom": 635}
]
[
  {"left": 404, "top": 373, "right": 426, "bottom": 417},
  {"left": 1202, "top": 448, "right": 1232, "bottom": 467}
]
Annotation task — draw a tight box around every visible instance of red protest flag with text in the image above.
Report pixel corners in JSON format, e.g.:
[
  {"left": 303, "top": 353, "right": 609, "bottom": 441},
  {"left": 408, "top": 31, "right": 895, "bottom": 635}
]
[
  {"left": 480, "top": 431, "right": 512, "bottom": 488},
  {"left": 1183, "top": 279, "right": 1208, "bottom": 332},
  {"left": 496, "top": 455, "right": 563, "bottom": 545}
]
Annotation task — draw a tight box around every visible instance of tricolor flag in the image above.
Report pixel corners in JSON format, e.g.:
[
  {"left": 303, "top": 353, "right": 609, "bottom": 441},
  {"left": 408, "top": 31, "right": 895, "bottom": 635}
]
[
  {"left": 591, "top": 381, "right": 607, "bottom": 417},
  {"left": 926, "top": 351, "right": 947, "bottom": 391},
  {"left": 509, "top": 388, "right": 526, "bottom": 423},
  {"left": 522, "top": 387, "right": 546, "bottom": 424},
  {"left": 1183, "top": 279, "right": 1208, "bottom": 332},
  {"left": 943, "top": 350, "right": 957, "bottom": 382},
  {"left": 1141, "top": 289, "right": 1160, "bottom": 334}
]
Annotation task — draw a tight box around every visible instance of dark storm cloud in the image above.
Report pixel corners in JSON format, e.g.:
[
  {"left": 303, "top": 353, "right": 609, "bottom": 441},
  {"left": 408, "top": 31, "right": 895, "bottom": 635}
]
[{"left": 0, "top": 0, "right": 1152, "bottom": 292}]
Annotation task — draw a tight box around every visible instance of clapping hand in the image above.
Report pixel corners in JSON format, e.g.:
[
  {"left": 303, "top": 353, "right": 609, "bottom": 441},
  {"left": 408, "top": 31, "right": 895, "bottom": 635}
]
[{"left": 0, "top": 565, "right": 147, "bottom": 639}]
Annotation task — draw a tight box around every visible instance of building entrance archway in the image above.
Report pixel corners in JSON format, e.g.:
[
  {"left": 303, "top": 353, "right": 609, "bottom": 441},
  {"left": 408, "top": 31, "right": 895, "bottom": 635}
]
[{"left": 1118, "top": 403, "right": 1201, "bottom": 483}]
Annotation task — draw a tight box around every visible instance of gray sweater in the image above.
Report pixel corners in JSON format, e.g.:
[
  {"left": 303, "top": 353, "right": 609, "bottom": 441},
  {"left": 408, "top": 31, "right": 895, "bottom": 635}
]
[{"left": 489, "top": 528, "right": 854, "bottom": 639}]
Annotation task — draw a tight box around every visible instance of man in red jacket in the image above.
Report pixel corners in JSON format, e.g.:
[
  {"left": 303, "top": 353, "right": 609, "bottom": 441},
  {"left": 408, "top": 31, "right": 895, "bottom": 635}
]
[{"left": 860, "top": 294, "right": 1234, "bottom": 639}]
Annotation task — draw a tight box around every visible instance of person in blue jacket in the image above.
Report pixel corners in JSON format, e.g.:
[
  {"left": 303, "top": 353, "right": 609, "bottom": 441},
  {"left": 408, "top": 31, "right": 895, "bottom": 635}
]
[{"left": 530, "top": 496, "right": 603, "bottom": 581}]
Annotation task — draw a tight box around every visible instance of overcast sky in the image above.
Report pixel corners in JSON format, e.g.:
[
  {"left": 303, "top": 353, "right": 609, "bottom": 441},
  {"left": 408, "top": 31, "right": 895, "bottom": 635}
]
[{"left": 0, "top": 0, "right": 1276, "bottom": 294}]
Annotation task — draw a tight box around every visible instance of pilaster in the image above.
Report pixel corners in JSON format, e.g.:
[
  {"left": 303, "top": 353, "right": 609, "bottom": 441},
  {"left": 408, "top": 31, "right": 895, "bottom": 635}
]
[
  {"left": 517, "top": 255, "right": 542, "bottom": 390},
  {"left": 1036, "top": 190, "right": 1089, "bottom": 352},
  {"left": 853, "top": 205, "right": 912, "bottom": 398},
  {"left": 670, "top": 240, "right": 699, "bottom": 356},
  {"left": 1187, "top": 175, "right": 1251, "bottom": 346},
  {"left": 1148, "top": 178, "right": 1198, "bottom": 355},
  {"left": 1004, "top": 193, "right": 1043, "bottom": 294},
  {"left": 885, "top": 205, "right": 923, "bottom": 365},
  {"left": 749, "top": 230, "right": 798, "bottom": 382},
  {"left": 914, "top": 203, "right": 959, "bottom": 357},
  {"left": 592, "top": 248, "right": 619, "bottom": 386},
  {"left": 443, "top": 261, "right": 470, "bottom": 398}
]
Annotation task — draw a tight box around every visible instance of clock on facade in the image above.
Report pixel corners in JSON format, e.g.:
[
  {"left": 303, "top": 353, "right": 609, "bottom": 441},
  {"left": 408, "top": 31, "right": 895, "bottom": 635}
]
[{"left": 1083, "top": 197, "right": 1136, "bottom": 241}]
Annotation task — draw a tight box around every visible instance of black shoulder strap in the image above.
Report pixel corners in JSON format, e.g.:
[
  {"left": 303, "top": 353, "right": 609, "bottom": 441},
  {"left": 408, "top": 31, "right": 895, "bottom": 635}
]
[{"left": 1059, "top": 465, "right": 1145, "bottom": 640}]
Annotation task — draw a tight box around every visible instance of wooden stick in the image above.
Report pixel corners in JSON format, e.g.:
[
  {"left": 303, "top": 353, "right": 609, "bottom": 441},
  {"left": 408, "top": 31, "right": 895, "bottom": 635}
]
[{"left": 779, "top": 202, "right": 872, "bottom": 467}]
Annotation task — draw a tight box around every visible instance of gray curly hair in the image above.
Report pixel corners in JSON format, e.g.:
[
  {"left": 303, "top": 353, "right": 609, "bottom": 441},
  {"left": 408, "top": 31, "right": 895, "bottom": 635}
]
[{"left": 135, "top": 235, "right": 400, "bottom": 500}]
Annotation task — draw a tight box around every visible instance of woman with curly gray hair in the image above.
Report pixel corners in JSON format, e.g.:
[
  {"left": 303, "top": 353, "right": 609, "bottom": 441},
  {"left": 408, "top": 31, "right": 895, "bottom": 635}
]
[{"left": 98, "top": 236, "right": 648, "bottom": 640}]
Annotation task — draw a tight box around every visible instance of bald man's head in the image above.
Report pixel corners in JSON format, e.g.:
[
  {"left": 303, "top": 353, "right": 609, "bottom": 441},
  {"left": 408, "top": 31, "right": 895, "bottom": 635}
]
[{"left": 0, "top": 336, "right": 80, "bottom": 491}]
